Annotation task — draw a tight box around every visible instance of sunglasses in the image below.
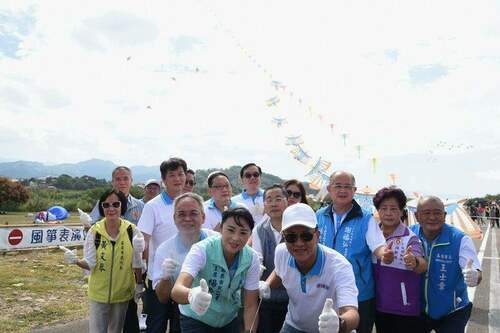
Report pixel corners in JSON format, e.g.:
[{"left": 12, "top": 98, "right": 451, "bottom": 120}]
[
  {"left": 244, "top": 172, "right": 260, "bottom": 179},
  {"left": 102, "top": 201, "right": 121, "bottom": 209},
  {"left": 186, "top": 180, "right": 196, "bottom": 186},
  {"left": 286, "top": 190, "right": 301, "bottom": 199},
  {"left": 283, "top": 231, "right": 314, "bottom": 243}
]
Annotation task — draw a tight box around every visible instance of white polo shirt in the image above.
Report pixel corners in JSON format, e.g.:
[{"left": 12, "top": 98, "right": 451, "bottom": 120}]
[
  {"left": 232, "top": 189, "right": 265, "bottom": 224},
  {"left": 203, "top": 199, "right": 247, "bottom": 230},
  {"left": 275, "top": 243, "right": 358, "bottom": 333},
  {"left": 138, "top": 192, "right": 177, "bottom": 280},
  {"left": 151, "top": 228, "right": 219, "bottom": 289}
]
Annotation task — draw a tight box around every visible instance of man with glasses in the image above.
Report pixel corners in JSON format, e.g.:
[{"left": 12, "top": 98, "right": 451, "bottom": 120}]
[
  {"left": 252, "top": 184, "right": 289, "bottom": 333},
  {"left": 232, "top": 163, "right": 265, "bottom": 224},
  {"left": 260, "top": 203, "right": 359, "bottom": 333},
  {"left": 316, "top": 171, "right": 393, "bottom": 333},
  {"left": 410, "top": 196, "right": 481, "bottom": 333},
  {"left": 89, "top": 166, "right": 145, "bottom": 333},
  {"left": 184, "top": 169, "right": 196, "bottom": 193},
  {"left": 203, "top": 171, "right": 246, "bottom": 230},
  {"left": 138, "top": 157, "right": 188, "bottom": 333}
]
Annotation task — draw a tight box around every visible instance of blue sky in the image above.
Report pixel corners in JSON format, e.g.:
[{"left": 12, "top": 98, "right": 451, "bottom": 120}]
[{"left": 1, "top": 0, "right": 500, "bottom": 197}]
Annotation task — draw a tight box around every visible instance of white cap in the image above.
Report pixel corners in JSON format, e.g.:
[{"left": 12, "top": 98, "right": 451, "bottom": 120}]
[
  {"left": 282, "top": 203, "right": 317, "bottom": 231},
  {"left": 144, "top": 179, "right": 161, "bottom": 187}
]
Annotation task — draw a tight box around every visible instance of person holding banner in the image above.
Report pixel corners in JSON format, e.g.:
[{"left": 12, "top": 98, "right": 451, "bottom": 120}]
[
  {"left": 410, "top": 196, "right": 482, "bottom": 333},
  {"left": 63, "top": 189, "right": 144, "bottom": 333},
  {"left": 371, "top": 187, "right": 427, "bottom": 333},
  {"left": 259, "top": 203, "right": 359, "bottom": 333},
  {"left": 171, "top": 207, "right": 261, "bottom": 332}
]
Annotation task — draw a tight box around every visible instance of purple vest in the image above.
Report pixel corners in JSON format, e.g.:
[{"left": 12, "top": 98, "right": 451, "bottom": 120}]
[{"left": 373, "top": 225, "right": 421, "bottom": 316}]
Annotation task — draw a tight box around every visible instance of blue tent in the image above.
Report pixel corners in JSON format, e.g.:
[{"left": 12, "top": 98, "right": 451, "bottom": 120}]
[{"left": 47, "top": 206, "right": 70, "bottom": 220}]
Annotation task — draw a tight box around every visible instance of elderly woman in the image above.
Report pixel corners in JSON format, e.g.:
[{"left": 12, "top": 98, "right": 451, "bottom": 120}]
[
  {"left": 171, "top": 207, "right": 261, "bottom": 332},
  {"left": 372, "top": 187, "right": 427, "bottom": 333},
  {"left": 64, "top": 189, "right": 144, "bottom": 333},
  {"left": 283, "top": 179, "right": 308, "bottom": 206}
]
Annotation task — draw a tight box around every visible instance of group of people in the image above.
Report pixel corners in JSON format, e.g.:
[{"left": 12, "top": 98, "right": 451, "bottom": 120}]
[
  {"left": 469, "top": 202, "right": 500, "bottom": 228},
  {"left": 63, "top": 158, "right": 482, "bottom": 333}
]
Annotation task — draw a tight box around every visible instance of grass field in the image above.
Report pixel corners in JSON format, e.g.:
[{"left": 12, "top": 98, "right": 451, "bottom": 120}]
[
  {"left": 0, "top": 212, "right": 81, "bottom": 226},
  {"left": 0, "top": 248, "right": 88, "bottom": 332}
]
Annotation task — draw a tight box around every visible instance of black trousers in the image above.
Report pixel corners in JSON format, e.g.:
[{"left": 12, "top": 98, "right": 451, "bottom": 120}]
[
  {"left": 357, "top": 298, "right": 376, "bottom": 333},
  {"left": 123, "top": 299, "right": 139, "bottom": 333},
  {"left": 375, "top": 310, "right": 423, "bottom": 333},
  {"left": 257, "top": 300, "right": 288, "bottom": 333}
]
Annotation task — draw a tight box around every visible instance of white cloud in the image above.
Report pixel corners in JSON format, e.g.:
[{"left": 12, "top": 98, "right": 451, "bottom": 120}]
[{"left": 1, "top": 0, "right": 500, "bottom": 196}]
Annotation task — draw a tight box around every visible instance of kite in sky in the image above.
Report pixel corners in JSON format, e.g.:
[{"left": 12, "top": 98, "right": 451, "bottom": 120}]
[
  {"left": 266, "top": 96, "right": 280, "bottom": 107},
  {"left": 285, "top": 135, "right": 304, "bottom": 146},
  {"left": 304, "top": 157, "right": 332, "bottom": 177},
  {"left": 271, "top": 117, "right": 287, "bottom": 127},
  {"left": 290, "top": 145, "right": 312, "bottom": 164}
]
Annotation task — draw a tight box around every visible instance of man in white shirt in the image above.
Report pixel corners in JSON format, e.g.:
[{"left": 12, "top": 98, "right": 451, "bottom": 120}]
[
  {"left": 138, "top": 157, "right": 187, "bottom": 333},
  {"left": 252, "top": 184, "right": 289, "bottom": 333},
  {"left": 261, "top": 203, "right": 359, "bottom": 333},
  {"left": 232, "top": 163, "right": 265, "bottom": 224},
  {"left": 153, "top": 193, "right": 218, "bottom": 303}
]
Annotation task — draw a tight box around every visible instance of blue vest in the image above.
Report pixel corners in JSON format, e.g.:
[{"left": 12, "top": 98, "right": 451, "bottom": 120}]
[
  {"left": 256, "top": 219, "right": 288, "bottom": 303},
  {"left": 410, "top": 223, "right": 469, "bottom": 319},
  {"left": 317, "top": 201, "right": 374, "bottom": 301}
]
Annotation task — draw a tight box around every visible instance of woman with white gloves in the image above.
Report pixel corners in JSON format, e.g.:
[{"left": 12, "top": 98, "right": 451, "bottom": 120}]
[{"left": 63, "top": 189, "right": 144, "bottom": 333}]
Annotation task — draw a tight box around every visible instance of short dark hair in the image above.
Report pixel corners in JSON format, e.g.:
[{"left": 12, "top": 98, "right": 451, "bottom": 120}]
[
  {"left": 98, "top": 189, "right": 128, "bottom": 217},
  {"left": 373, "top": 186, "right": 407, "bottom": 210},
  {"left": 240, "top": 163, "right": 262, "bottom": 178},
  {"left": 283, "top": 179, "right": 308, "bottom": 204},
  {"left": 221, "top": 207, "right": 255, "bottom": 230},
  {"left": 207, "top": 171, "right": 230, "bottom": 188},
  {"left": 264, "top": 184, "right": 288, "bottom": 200},
  {"left": 186, "top": 169, "right": 195, "bottom": 176},
  {"left": 160, "top": 158, "right": 187, "bottom": 179}
]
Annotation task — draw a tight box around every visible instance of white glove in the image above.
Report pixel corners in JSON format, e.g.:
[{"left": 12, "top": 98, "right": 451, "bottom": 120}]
[
  {"left": 77, "top": 208, "right": 92, "bottom": 228},
  {"left": 462, "top": 259, "right": 479, "bottom": 287},
  {"left": 188, "top": 278, "right": 212, "bottom": 315},
  {"left": 318, "top": 298, "right": 339, "bottom": 333},
  {"left": 161, "top": 258, "right": 180, "bottom": 280},
  {"left": 60, "top": 246, "right": 78, "bottom": 264},
  {"left": 132, "top": 234, "right": 145, "bottom": 254},
  {"left": 134, "top": 283, "right": 145, "bottom": 303},
  {"left": 259, "top": 281, "right": 271, "bottom": 299}
]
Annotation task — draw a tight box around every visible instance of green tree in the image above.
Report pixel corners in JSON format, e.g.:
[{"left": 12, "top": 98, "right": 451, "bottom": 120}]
[{"left": 0, "top": 177, "right": 31, "bottom": 211}]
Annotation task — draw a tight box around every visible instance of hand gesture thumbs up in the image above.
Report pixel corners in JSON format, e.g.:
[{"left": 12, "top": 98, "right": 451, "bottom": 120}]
[
  {"left": 382, "top": 241, "right": 395, "bottom": 264},
  {"left": 318, "top": 298, "right": 339, "bottom": 333},
  {"left": 462, "top": 259, "right": 479, "bottom": 287},
  {"left": 403, "top": 246, "right": 417, "bottom": 269},
  {"left": 188, "top": 278, "right": 212, "bottom": 315}
]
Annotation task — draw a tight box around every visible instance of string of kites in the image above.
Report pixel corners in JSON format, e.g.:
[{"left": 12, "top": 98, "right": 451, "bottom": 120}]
[{"left": 203, "top": 3, "right": 378, "bottom": 193}]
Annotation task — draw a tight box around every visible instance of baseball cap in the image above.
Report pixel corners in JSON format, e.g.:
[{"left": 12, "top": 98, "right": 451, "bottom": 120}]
[
  {"left": 144, "top": 179, "right": 161, "bottom": 188},
  {"left": 282, "top": 203, "right": 317, "bottom": 231}
]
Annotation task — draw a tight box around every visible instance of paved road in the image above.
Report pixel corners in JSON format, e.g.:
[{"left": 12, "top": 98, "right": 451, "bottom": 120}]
[{"left": 31, "top": 225, "right": 500, "bottom": 333}]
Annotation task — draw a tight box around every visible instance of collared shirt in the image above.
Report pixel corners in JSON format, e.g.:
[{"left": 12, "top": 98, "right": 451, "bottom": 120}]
[
  {"left": 151, "top": 228, "right": 218, "bottom": 289},
  {"left": 232, "top": 189, "right": 265, "bottom": 224},
  {"left": 138, "top": 191, "right": 177, "bottom": 280},
  {"left": 251, "top": 216, "right": 282, "bottom": 257},
  {"left": 89, "top": 194, "right": 144, "bottom": 225},
  {"left": 274, "top": 243, "right": 358, "bottom": 333},
  {"left": 203, "top": 198, "right": 247, "bottom": 230},
  {"left": 421, "top": 233, "right": 481, "bottom": 271},
  {"left": 331, "top": 205, "right": 386, "bottom": 253}
]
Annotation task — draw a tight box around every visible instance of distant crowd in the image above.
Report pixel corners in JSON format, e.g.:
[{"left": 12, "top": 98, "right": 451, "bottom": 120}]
[{"left": 62, "top": 157, "right": 482, "bottom": 333}]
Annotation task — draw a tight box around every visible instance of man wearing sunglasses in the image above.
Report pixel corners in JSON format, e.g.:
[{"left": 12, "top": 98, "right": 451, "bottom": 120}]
[
  {"left": 260, "top": 203, "right": 359, "bottom": 333},
  {"left": 232, "top": 163, "right": 265, "bottom": 224},
  {"left": 138, "top": 157, "right": 188, "bottom": 333},
  {"left": 316, "top": 171, "right": 392, "bottom": 333},
  {"left": 183, "top": 169, "right": 196, "bottom": 193}
]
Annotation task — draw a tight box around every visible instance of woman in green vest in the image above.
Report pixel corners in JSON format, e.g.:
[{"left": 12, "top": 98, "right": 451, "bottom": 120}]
[
  {"left": 172, "top": 207, "right": 261, "bottom": 333},
  {"left": 64, "top": 189, "right": 144, "bottom": 333}
]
